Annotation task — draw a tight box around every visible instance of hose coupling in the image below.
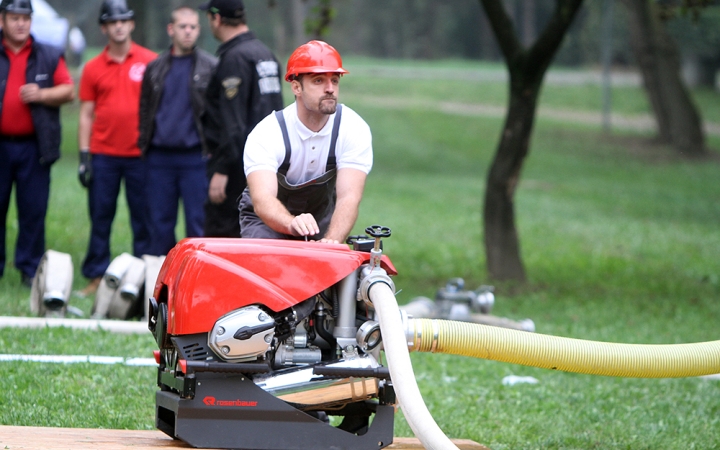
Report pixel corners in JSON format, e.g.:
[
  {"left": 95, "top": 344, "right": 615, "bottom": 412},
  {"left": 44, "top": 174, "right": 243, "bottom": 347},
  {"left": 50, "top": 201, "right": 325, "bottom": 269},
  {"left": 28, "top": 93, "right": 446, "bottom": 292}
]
[
  {"left": 358, "top": 265, "right": 396, "bottom": 305},
  {"left": 404, "top": 318, "right": 440, "bottom": 353}
]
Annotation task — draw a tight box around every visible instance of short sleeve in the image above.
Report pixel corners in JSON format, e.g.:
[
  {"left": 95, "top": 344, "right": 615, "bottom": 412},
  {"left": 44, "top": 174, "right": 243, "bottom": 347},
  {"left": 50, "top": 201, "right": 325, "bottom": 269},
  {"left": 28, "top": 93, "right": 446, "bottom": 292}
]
[
  {"left": 78, "top": 61, "right": 97, "bottom": 102},
  {"left": 52, "top": 56, "right": 74, "bottom": 85},
  {"left": 243, "top": 113, "right": 286, "bottom": 176}
]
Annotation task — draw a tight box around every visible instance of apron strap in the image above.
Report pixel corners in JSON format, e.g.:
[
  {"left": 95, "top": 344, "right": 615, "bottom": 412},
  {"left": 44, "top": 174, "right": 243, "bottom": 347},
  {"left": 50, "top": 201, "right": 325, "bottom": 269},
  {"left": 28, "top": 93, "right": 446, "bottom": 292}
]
[
  {"left": 326, "top": 104, "right": 342, "bottom": 172},
  {"left": 275, "top": 110, "right": 293, "bottom": 176}
]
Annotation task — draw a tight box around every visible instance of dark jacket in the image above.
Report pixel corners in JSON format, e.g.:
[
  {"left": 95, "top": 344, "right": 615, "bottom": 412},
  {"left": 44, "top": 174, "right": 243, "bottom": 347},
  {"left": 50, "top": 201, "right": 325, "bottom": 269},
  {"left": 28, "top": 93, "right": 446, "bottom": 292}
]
[
  {"left": 202, "top": 31, "right": 284, "bottom": 181},
  {"left": 0, "top": 32, "right": 65, "bottom": 166},
  {"left": 138, "top": 46, "right": 218, "bottom": 155}
]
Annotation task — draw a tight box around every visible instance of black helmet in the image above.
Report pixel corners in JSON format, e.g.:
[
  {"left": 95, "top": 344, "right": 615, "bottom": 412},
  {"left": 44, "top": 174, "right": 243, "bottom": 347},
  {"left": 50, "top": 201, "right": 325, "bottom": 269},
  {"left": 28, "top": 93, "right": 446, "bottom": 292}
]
[
  {"left": 0, "top": 0, "right": 33, "bottom": 15},
  {"left": 98, "top": 0, "right": 134, "bottom": 24}
]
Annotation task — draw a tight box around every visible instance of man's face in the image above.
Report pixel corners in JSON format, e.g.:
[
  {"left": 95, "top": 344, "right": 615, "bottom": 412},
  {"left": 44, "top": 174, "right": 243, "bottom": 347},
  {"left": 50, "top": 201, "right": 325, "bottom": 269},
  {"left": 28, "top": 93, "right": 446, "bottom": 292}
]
[
  {"left": 168, "top": 10, "right": 200, "bottom": 54},
  {"left": 101, "top": 19, "right": 134, "bottom": 45},
  {"left": 2, "top": 12, "right": 32, "bottom": 47},
  {"left": 206, "top": 12, "right": 220, "bottom": 41},
  {"left": 293, "top": 73, "right": 341, "bottom": 116}
]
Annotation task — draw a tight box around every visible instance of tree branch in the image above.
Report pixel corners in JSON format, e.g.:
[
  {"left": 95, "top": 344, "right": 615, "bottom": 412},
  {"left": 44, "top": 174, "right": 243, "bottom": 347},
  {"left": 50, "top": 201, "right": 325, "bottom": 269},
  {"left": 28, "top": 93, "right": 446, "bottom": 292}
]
[
  {"left": 479, "top": 0, "right": 523, "bottom": 64},
  {"left": 527, "top": 0, "right": 584, "bottom": 76}
]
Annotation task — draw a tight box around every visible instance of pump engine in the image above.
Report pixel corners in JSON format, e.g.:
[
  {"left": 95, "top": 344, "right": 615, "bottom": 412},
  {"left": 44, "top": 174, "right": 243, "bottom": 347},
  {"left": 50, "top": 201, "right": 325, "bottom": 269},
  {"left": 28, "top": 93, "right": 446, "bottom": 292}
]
[{"left": 148, "top": 227, "right": 397, "bottom": 449}]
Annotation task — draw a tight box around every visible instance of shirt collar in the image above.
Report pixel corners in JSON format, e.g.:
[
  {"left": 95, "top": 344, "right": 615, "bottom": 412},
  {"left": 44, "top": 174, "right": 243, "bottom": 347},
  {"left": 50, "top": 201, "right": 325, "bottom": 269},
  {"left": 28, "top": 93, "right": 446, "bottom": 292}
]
[
  {"left": 102, "top": 42, "right": 136, "bottom": 63},
  {"left": 2, "top": 34, "right": 33, "bottom": 55},
  {"left": 292, "top": 102, "right": 335, "bottom": 141},
  {"left": 217, "top": 31, "right": 255, "bottom": 57}
]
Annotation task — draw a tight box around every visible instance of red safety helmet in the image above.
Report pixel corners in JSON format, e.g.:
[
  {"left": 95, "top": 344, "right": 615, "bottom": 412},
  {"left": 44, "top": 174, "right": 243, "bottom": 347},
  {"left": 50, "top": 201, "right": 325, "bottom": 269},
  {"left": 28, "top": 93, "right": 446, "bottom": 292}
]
[{"left": 285, "top": 40, "right": 349, "bottom": 82}]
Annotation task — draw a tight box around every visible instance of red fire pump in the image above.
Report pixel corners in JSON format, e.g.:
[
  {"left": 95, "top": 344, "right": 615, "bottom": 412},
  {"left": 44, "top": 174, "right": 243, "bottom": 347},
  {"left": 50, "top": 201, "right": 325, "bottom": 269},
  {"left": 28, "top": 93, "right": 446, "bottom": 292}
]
[{"left": 148, "top": 226, "right": 398, "bottom": 449}]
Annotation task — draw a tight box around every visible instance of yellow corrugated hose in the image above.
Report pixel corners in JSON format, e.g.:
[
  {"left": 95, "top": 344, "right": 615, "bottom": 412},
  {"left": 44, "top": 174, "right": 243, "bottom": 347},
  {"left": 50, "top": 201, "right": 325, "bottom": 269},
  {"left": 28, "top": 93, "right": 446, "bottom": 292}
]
[{"left": 409, "top": 319, "right": 720, "bottom": 378}]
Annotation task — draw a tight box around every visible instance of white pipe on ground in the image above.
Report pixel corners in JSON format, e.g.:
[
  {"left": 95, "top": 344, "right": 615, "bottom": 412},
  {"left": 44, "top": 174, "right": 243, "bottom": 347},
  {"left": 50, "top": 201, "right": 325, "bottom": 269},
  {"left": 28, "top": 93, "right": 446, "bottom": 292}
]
[
  {"left": 370, "top": 282, "right": 459, "bottom": 450},
  {"left": 0, "top": 354, "right": 155, "bottom": 366},
  {"left": 0, "top": 316, "right": 148, "bottom": 334}
]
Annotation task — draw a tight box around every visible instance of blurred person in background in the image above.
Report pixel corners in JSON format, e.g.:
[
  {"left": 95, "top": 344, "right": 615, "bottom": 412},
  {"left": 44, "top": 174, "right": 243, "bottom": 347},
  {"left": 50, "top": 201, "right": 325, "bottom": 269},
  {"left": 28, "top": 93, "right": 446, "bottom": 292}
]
[
  {"left": 138, "top": 6, "right": 217, "bottom": 256},
  {"left": 0, "top": 0, "right": 74, "bottom": 287},
  {"left": 199, "top": 0, "right": 283, "bottom": 237},
  {"left": 76, "top": 0, "right": 156, "bottom": 296},
  {"left": 67, "top": 26, "right": 85, "bottom": 67}
]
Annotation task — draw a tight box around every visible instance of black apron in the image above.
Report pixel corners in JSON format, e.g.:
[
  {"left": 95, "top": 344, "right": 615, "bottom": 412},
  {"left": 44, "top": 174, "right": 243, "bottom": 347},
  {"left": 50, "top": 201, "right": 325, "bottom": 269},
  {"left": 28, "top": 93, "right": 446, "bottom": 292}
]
[{"left": 239, "top": 106, "right": 343, "bottom": 239}]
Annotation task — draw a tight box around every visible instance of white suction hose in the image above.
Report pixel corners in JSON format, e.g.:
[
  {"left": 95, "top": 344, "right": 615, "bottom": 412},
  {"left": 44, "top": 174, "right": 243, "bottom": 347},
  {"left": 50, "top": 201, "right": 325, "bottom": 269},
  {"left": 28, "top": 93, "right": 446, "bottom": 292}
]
[
  {"left": 143, "top": 255, "right": 165, "bottom": 321},
  {"left": 370, "top": 281, "right": 459, "bottom": 450},
  {"left": 30, "top": 250, "right": 73, "bottom": 317},
  {"left": 119, "top": 256, "right": 146, "bottom": 302},
  {"left": 104, "top": 252, "right": 135, "bottom": 289}
]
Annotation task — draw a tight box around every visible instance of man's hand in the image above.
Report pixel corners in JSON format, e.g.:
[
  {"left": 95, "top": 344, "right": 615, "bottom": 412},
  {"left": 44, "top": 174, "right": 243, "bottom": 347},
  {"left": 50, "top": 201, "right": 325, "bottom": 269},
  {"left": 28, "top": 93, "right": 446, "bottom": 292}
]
[
  {"left": 289, "top": 213, "right": 320, "bottom": 238},
  {"left": 208, "top": 173, "right": 228, "bottom": 204},
  {"left": 19, "top": 84, "right": 43, "bottom": 104},
  {"left": 78, "top": 150, "right": 92, "bottom": 188}
]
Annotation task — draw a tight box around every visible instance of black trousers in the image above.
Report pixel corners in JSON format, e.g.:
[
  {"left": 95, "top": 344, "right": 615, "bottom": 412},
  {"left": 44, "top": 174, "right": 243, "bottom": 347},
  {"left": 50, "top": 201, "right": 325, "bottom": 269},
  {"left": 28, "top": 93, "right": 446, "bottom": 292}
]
[{"left": 204, "top": 160, "right": 243, "bottom": 238}]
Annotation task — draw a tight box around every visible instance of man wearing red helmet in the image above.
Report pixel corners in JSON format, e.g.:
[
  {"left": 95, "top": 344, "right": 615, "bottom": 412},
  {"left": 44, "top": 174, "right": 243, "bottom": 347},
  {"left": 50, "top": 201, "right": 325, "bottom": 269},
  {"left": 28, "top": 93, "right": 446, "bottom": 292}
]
[{"left": 240, "top": 40, "right": 372, "bottom": 244}]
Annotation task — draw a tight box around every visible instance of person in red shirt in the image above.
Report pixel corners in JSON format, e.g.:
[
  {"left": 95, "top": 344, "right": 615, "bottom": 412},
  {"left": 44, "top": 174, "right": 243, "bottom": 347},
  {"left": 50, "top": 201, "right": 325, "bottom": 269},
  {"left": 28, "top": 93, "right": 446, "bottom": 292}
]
[
  {"left": 0, "top": 0, "right": 74, "bottom": 287},
  {"left": 77, "top": 0, "right": 157, "bottom": 296}
]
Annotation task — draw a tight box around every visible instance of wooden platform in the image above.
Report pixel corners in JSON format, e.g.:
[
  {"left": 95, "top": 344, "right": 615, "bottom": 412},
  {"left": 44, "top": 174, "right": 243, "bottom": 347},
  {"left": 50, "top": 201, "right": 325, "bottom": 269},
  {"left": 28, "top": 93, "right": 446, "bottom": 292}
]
[{"left": 0, "top": 426, "right": 489, "bottom": 449}]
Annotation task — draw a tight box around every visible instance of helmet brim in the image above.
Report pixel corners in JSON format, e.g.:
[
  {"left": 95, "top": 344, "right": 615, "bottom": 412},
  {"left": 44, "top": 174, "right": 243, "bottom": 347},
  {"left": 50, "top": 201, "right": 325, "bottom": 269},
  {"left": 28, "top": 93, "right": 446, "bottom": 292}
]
[
  {"left": 3, "top": 7, "right": 32, "bottom": 14},
  {"left": 285, "top": 67, "right": 349, "bottom": 82},
  {"left": 99, "top": 11, "right": 134, "bottom": 24}
]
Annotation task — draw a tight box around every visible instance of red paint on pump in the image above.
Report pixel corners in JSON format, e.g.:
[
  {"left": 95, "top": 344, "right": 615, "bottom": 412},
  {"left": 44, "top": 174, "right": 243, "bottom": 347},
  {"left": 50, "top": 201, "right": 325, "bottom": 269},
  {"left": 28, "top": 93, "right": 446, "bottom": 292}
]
[{"left": 155, "top": 238, "right": 396, "bottom": 336}]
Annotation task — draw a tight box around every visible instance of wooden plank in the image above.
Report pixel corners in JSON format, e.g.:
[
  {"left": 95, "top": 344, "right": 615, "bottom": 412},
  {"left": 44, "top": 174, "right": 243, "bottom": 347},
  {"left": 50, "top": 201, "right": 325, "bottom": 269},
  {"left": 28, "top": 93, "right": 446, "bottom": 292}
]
[
  {"left": 0, "top": 426, "right": 489, "bottom": 449},
  {"left": 391, "top": 437, "right": 490, "bottom": 449}
]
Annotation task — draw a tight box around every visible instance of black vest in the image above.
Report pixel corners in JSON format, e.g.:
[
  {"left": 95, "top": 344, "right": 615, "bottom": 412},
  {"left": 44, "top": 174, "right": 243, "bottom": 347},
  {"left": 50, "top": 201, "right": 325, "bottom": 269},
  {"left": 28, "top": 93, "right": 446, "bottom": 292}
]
[{"left": 0, "top": 34, "right": 64, "bottom": 166}]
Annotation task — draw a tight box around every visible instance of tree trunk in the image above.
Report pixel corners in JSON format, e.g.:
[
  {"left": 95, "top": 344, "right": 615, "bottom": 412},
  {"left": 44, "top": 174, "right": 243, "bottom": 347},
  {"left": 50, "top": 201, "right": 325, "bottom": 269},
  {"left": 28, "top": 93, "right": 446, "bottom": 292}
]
[
  {"left": 290, "top": 0, "right": 308, "bottom": 48},
  {"left": 522, "top": 0, "right": 536, "bottom": 47},
  {"left": 623, "top": 0, "right": 707, "bottom": 157},
  {"left": 480, "top": 0, "right": 583, "bottom": 281},
  {"left": 483, "top": 77, "right": 541, "bottom": 281}
]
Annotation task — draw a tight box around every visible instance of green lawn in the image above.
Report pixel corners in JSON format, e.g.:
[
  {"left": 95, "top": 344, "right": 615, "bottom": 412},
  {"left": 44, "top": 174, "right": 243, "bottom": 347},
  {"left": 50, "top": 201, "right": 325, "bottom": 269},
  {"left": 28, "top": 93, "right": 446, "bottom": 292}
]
[{"left": 1, "top": 60, "right": 720, "bottom": 449}]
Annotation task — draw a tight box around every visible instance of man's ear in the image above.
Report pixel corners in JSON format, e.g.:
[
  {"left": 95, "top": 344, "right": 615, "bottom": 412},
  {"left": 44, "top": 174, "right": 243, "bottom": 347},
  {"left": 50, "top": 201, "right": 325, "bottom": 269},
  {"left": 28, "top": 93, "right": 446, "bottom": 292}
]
[
  {"left": 208, "top": 13, "right": 220, "bottom": 28},
  {"left": 291, "top": 79, "right": 303, "bottom": 96}
]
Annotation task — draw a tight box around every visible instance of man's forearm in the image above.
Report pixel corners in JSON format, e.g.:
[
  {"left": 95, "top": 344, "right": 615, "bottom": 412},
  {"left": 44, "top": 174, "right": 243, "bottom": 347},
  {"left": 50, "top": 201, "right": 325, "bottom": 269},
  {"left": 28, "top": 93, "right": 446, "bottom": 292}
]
[
  {"left": 324, "top": 168, "right": 367, "bottom": 243},
  {"left": 324, "top": 197, "right": 360, "bottom": 243},
  {"left": 253, "top": 196, "right": 296, "bottom": 236},
  {"left": 39, "top": 84, "right": 74, "bottom": 107},
  {"left": 78, "top": 103, "right": 94, "bottom": 150}
]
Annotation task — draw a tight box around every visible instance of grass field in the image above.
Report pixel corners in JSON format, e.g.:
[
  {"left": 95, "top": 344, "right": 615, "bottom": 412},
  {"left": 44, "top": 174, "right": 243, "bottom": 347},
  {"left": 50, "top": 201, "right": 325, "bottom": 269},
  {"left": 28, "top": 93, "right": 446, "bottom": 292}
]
[{"left": 1, "top": 60, "right": 720, "bottom": 449}]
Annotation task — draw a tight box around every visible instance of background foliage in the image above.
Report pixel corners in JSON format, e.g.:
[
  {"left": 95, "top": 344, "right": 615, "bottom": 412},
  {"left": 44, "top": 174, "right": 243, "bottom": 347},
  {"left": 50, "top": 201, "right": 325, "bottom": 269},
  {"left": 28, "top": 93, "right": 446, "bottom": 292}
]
[
  {"left": 45, "top": 0, "right": 720, "bottom": 86},
  {"left": 2, "top": 58, "right": 720, "bottom": 447}
]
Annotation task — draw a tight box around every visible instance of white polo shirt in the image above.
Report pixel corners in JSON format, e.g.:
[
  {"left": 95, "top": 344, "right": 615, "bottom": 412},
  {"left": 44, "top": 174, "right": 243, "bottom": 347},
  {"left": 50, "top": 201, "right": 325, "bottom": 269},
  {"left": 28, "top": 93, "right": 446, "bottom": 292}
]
[{"left": 243, "top": 102, "right": 373, "bottom": 186}]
